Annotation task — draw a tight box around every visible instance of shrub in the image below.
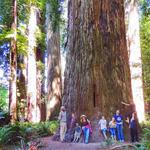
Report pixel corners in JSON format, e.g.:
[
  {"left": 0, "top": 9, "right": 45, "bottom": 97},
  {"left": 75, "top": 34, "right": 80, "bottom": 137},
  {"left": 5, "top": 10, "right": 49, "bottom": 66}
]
[
  {"left": 0, "top": 111, "right": 11, "bottom": 126},
  {"left": 140, "top": 128, "right": 150, "bottom": 149},
  {"left": 0, "top": 120, "right": 59, "bottom": 145},
  {"left": 137, "top": 120, "right": 150, "bottom": 150}
]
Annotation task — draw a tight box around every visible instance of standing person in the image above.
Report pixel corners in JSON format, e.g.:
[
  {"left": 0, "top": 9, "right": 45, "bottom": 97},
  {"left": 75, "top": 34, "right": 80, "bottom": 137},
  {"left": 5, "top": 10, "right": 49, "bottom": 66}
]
[
  {"left": 80, "top": 115, "right": 92, "bottom": 144},
  {"left": 58, "top": 106, "right": 67, "bottom": 142},
  {"left": 109, "top": 117, "right": 116, "bottom": 141},
  {"left": 129, "top": 112, "right": 139, "bottom": 143},
  {"left": 98, "top": 116, "right": 107, "bottom": 140},
  {"left": 114, "top": 110, "right": 124, "bottom": 142},
  {"left": 73, "top": 123, "right": 82, "bottom": 142}
]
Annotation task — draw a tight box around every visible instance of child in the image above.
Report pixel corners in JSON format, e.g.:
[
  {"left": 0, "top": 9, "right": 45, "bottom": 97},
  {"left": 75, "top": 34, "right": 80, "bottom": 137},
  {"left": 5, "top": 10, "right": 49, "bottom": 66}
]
[
  {"left": 109, "top": 117, "right": 116, "bottom": 141},
  {"left": 98, "top": 116, "right": 107, "bottom": 140},
  {"left": 73, "top": 123, "right": 82, "bottom": 142}
]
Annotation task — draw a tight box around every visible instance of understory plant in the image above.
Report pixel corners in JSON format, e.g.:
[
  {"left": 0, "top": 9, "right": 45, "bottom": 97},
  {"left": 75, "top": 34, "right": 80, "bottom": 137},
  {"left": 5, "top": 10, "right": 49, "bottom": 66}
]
[{"left": 0, "top": 120, "right": 58, "bottom": 145}]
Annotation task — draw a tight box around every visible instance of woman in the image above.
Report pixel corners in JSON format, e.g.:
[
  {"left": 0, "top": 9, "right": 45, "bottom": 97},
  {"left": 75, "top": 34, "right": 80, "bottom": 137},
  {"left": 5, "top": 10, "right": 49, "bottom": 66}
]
[
  {"left": 80, "top": 115, "right": 92, "bottom": 144},
  {"left": 129, "top": 112, "right": 139, "bottom": 142}
]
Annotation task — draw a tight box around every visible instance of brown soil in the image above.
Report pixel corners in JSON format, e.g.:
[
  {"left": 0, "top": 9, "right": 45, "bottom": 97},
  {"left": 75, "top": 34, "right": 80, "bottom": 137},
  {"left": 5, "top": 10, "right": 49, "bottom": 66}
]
[
  {"left": 40, "top": 137, "right": 105, "bottom": 150},
  {"left": 39, "top": 137, "right": 135, "bottom": 150}
]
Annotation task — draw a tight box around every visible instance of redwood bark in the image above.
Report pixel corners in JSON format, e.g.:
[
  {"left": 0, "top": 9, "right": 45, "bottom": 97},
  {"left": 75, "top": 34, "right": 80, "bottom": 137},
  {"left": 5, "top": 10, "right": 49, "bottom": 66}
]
[
  {"left": 46, "top": 2, "right": 62, "bottom": 120},
  {"left": 9, "top": 0, "right": 17, "bottom": 123},
  {"left": 63, "top": 0, "right": 132, "bottom": 119}
]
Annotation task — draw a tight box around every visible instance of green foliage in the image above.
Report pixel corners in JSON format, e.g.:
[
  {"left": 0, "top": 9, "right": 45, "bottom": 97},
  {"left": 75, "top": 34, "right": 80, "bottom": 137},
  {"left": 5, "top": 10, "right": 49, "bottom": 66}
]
[
  {"left": 25, "top": 0, "right": 46, "bottom": 11},
  {"left": 0, "top": 0, "right": 12, "bottom": 27},
  {"left": 17, "top": 33, "right": 28, "bottom": 56},
  {"left": 36, "top": 60, "right": 45, "bottom": 71},
  {"left": 140, "top": 0, "right": 150, "bottom": 17},
  {"left": 0, "top": 29, "right": 13, "bottom": 45},
  {"left": 0, "top": 85, "right": 8, "bottom": 110},
  {"left": 36, "top": 26, "right": 46, "bottom": 51},
  {"left": 0, "top": 121, "right": 58, "bottom": 145},
  {"left": 137, "top": 120, "right": 150, "bottom": 150},
  {"left": 17, "top": 24, "right": 28, "bottom": 56},
  {"left": 105, "top": 138, "right": 114, "bottom": 146},
  {"left": 48, "top": 0, "right": 62, "bottom": 32},
  {"left": 141, "top": 128, "right": 150, "bottom": 149},
  {"left": 141, "top": 119, "right": 150, "bottom": 129},
  {"left": 140, "top": 0, "right": 150, "bottom": 102},
  {"left": 18, "top": 0, "right": 47, "bottom": 23},
  {"left": 136, "top": 127, "right": 150, "bottom": 150}
]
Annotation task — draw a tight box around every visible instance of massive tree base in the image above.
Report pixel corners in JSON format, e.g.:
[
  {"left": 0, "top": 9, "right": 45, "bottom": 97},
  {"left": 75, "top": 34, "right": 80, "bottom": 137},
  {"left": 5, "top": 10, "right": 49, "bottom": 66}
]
[{"left": 63, "top": 0, "right": 133, "bottom": 141}]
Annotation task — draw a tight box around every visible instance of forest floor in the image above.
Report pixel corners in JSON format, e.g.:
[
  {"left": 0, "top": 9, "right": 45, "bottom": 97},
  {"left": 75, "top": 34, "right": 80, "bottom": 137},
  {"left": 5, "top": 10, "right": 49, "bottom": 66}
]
[
  {"left": 39, "top": 136, "right": 136, "bottom": 150},
  {"left": 0, "top": 136, "right": 136, "bottom": 150}
]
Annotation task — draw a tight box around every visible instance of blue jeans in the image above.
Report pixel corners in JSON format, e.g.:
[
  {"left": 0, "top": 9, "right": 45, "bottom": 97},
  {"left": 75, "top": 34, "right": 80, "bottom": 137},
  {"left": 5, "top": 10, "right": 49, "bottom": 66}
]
[
  {"left": 116, "top": 124, "right": 124, "bottom": 141},
  {"left": 110, "top": 128, "right": 116, "bottom": 136},
  {"left": 82, "top": 126, "right": 90, "bottom": 144}
]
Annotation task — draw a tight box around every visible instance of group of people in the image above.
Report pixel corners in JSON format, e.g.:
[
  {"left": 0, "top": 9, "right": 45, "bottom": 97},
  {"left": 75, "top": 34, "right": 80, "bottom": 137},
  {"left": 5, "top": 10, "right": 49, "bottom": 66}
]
[
  {"left": 58, "top": 103, "right": 139, "bottom": 144},
  {"left": 98, "top": 110, "right": 138, "bottom": 143}
]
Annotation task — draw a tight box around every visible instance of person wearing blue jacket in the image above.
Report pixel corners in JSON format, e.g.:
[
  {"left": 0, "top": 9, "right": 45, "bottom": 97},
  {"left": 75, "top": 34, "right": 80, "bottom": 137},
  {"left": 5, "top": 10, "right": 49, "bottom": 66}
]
[{"left": 114, "top": 110, "right": 124, "bottom": 142}]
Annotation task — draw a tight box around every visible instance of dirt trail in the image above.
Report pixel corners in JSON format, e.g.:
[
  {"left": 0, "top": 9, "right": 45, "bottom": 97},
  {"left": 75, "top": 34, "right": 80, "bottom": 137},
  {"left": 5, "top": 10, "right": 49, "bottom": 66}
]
[
  {"left": 40, "top": 137, "right": 106, "bottom": 150},
  {"left": 40, "top": 137, "right": 136, "bottom": 150}
]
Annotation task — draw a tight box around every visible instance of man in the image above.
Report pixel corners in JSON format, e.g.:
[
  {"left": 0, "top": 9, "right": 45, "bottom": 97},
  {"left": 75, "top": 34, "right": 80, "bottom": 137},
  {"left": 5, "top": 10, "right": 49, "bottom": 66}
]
[
  {"left": 114, "top": 110, "right": 124, "bottom": 142},
  {"left": 58, "top": 106, "right": 67, "bottom": 142}
]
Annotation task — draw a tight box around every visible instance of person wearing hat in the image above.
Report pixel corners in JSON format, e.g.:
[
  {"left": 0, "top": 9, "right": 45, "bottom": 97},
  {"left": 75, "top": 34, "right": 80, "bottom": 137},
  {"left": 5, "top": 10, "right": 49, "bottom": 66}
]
[
  {"left": 58, "top": 106, "right": 67, "bottom": 142},
  {"left": 80, "top": 115, "right": 92, "bottom": 144}
]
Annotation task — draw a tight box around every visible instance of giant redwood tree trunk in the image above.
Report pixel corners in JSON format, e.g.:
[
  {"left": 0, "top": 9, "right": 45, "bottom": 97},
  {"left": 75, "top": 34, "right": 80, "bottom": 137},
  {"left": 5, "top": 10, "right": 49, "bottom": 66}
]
[
  {"left": 63, "top": 0, "right": 132, "bottom": 120},
  {"left": 46, "top": 2, "right": 62, "bottom": 120},
  {"left": 125, "top": 0, "right": 145, "bottom": 122},
  {"left": 9, "top": 0, "right": 17, "bottom": 123}
]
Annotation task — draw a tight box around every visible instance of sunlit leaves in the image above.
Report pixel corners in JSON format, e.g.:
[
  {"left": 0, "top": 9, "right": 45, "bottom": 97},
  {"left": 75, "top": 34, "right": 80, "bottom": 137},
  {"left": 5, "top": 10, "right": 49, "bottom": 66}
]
[
  {"left": 140, "top": 0, "right": 150, "bottom": 102},
  {"left": 48, "top": 0, "right": 62, "bottom": 32},
  {"left": 0, "top": 0, "right": 12, "bottom": 28},
  {"left": 0, "top": 85, "right": 8, "bottom": 110},
  {"left": 36, "top": 26, "right": 46, "bottom": 52}
]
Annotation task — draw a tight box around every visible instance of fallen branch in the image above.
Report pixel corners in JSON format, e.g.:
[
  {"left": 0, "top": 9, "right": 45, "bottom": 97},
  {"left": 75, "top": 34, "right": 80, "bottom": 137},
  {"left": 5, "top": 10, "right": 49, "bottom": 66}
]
[{"left": 110, "top": 143, "right": 138, "bottom": 150}]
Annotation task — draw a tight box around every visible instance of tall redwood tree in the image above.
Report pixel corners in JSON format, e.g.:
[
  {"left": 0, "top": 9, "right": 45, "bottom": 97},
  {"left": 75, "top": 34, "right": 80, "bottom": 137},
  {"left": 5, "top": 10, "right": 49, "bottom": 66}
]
[
  {"left": 46, "top": 2, "right": 62, "bottom": 120},
  {"left": 9, "top": 0, "right": 17, "bottom": 123}
]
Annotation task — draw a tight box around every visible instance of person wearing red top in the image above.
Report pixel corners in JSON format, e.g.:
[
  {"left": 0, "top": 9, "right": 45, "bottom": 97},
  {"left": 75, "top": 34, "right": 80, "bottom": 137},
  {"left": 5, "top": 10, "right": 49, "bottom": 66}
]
[{"left": 80, "top": 115, "right": 92, "bottom": 144}]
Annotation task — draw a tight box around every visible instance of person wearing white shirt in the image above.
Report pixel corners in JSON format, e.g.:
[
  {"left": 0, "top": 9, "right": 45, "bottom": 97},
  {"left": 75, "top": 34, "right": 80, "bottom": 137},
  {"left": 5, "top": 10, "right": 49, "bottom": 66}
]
[{"left": 98, "top": 116, "right": 107, "bottom": 140}]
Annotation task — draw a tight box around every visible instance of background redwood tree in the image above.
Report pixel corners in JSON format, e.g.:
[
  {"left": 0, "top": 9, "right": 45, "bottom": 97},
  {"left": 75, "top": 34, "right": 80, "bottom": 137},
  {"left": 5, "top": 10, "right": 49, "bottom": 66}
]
[
  {"left": 9, "top": 0, "right": 17, "bottom": 123},
  {"left": 46, "top": 0, "right": 62, "bottom": 120}
]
